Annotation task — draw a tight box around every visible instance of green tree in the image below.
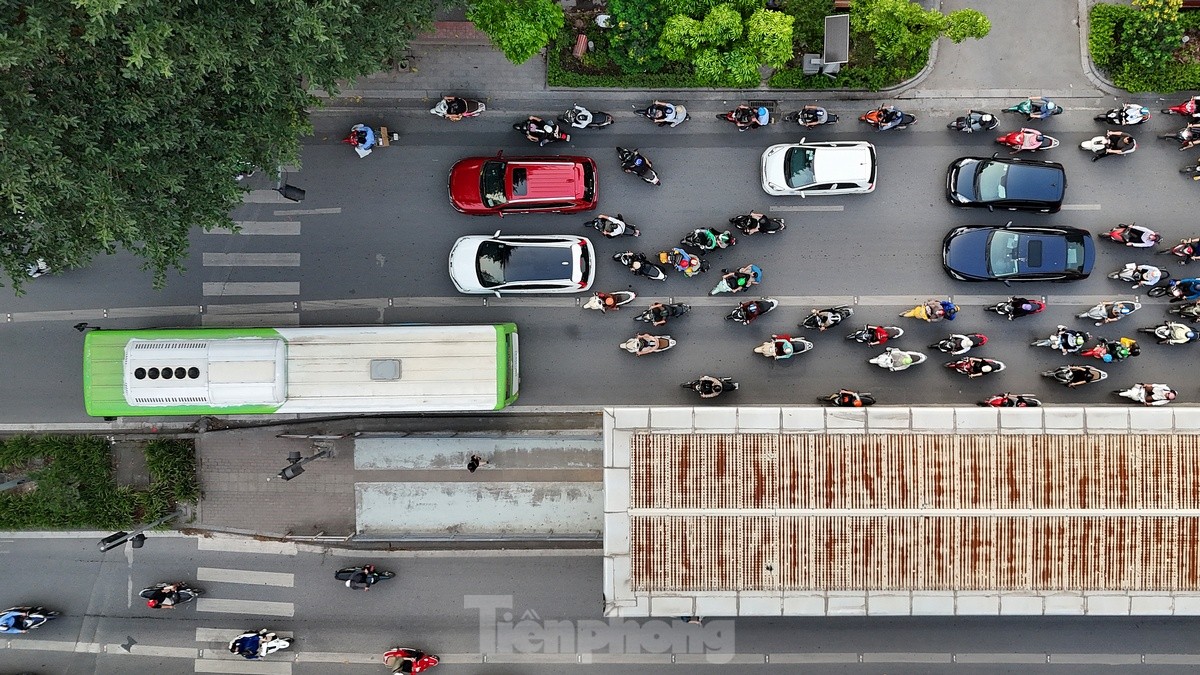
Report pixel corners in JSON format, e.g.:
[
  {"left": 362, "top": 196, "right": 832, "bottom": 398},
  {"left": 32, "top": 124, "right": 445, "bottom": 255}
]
[
  {"left": 944, "top": 9, "right": 991, "bottom": 43},
  {"left": 0, "top": 0, "right": 447, "bottom": 292},
  {"left": 1124, "top": 0, "right": 1183, "bottom": 71},
  {"left": 851, "top": 0, "right": 989, "bottom": 65},
  {"left": 658, "top": 3, "right": 793, "bottom": 86},
  {"left": 467, "top": 0, "right": 564, "bottom": 65}
]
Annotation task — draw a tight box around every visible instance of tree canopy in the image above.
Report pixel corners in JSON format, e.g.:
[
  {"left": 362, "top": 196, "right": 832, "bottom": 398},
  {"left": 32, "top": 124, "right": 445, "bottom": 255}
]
[{"left": 0, "top": 0, "right": 447, "bottom": 291}]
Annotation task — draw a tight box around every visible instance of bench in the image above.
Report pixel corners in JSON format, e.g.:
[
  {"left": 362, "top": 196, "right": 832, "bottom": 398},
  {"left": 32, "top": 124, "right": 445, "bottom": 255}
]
[
  {"left": 833, "top": 0, "right": 851, "bottom": 9},
  {"left": 573, "top": 34, "right": 589, "bottom": 60},
  {"left": 378, "top": 126, "right": 390, "bottom": 147}
]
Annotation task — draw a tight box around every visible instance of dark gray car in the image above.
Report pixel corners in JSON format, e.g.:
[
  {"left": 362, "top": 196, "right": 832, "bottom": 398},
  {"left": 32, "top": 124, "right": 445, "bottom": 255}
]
[{"left": 946, "top": 155, "right": 1066, "bottom": 213}]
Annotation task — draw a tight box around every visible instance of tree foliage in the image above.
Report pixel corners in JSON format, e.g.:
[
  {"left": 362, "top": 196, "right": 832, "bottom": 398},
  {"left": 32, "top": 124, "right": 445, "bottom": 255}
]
[
  {"left": 467, "top": 0, "right": 564, "bottom": 65},
  {"left": 944, "top": 9, "right": 991, "bottom": 43},
  {"left": 606, "top": 0, "right": 672, "bottom": 73},
  {"left": 1125, "top": 0, "right": 1183, "bottom": 71},
  {"left": 851, "top": 0, "right": 946, "bottom": 63},
  {"left": 657, "top": 3, "right": 793, "bottom": 86},
  {"left": 0, "top": 0, "right": 447, "bottom": 291}
]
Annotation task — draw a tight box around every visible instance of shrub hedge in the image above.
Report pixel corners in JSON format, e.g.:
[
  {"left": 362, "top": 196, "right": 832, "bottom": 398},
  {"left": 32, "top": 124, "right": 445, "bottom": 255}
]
[{"left": 1090, "top": 3, "right": 1200, "bottom": 92}]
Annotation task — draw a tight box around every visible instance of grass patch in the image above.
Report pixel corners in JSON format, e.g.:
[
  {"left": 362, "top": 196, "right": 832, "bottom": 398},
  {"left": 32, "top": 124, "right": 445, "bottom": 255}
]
[{"left": 0, "top": 435, "right": 198, "bottom": 530}]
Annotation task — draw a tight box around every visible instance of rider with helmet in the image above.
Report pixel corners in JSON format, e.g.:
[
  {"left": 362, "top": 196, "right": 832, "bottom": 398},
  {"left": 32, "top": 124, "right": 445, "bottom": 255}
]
[
  {"left": 441, "top": 95, "right": 468, "bottom": 121},
  {"left": 800, "top": 105, "right": 828, "bottom": 127},
  {"left": 836, "top": 389, "right": 868, "bottom": 407},
  {"left": 0, "top": 609, "right": 31, "bottom": 634},
  {"left": 646, "top": 302, "right": 669, "bottom": 327},
  {"left": 695, "top": 376, "right": 727, "bottom": 399},
  {"left": 1026, "top": 96, "right": 1058, "bottom": 120},
  {"left": 1052, "top": 325, "right": 1090, "bottom": 354},
  {"left": 966, "top": 358, "right": 995, "bottom": 379},
  {"left": 1007, "top": 298, "right": 1042, "bottom": 319},
  {"left": 1094, "top": 130, "right": 1135, "bottom": 160},
  {"left": 347, "top": 124, "right": 376, "bottom": 152},
  {"left": 594, "top": 214, "right": 632, "bottom": 238},
  {"left": 229, "top": 630, "right": 270, "bottom": 660},
  {"left": 718, "top": 265, "right": 761, "bottom": 293}
]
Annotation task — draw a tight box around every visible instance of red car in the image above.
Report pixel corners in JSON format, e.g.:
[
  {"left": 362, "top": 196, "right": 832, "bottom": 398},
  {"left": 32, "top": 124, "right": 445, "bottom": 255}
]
[{"left": 449, "top": 153, "right": 597, "bottom": 215}]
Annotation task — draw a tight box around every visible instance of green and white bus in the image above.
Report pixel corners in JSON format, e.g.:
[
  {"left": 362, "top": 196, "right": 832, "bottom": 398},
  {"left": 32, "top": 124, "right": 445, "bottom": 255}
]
[{"left": 83, "top": 324, "right": 519, "bottom": 417}]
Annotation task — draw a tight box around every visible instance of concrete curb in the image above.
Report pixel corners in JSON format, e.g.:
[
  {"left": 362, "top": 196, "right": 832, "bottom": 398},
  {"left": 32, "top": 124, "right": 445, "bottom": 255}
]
[{"left": 1078, "top": 0, "right": 1130, "bottom": 97}]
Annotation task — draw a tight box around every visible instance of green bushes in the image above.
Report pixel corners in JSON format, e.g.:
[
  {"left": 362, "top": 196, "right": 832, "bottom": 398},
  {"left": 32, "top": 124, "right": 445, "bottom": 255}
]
[
  {"left": 1089, "top": 1, "right": 1200, "bottom": 92},
  {"left": 0, "top": 435, "right": 198, "bottom": 530}
]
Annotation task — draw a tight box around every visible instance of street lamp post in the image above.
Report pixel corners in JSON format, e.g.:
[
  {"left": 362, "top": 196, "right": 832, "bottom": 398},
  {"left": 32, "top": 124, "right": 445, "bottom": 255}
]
[
  {"left": 275, "top": 445, "right": 333, "bottom": 481},
  {"left": 98, "top": 509, "right": 184, "bottom": 553}
]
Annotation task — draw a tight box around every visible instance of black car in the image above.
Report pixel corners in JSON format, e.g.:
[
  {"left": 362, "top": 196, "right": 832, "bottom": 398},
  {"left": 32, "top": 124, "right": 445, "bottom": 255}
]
[
  {"left": 946, "top": 156, "right": 1066, "bottom": 213},
  {"left": 942, "top": 224, "right": 1095, "bottom": 282}
]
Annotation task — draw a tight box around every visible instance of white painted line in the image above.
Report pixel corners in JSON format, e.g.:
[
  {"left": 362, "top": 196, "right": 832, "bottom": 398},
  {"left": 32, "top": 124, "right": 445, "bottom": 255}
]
[
  {"left": 205, "top": 301, "right": 298, "bottom": 315},
  {"left": 1060, "top": 204, "right": 1103, "bottom": 211},
  {"left": 194, "top": 658, "right": 291, "bottom": 674},
  {"left": 862, "top": 652, "right": 954, "bottom": 663},
  {"left": 8, "top": 639, "right": 85, "bottom": 652},
  {"left": 293, "top": 651, "right": 377, "bottom": 664},
  {"left": 956, "top": 653, "right": 1047, "bottom": 664},
  {"left": 207, "top": 222, "right": 301, "bottom": 236},
  {"left": 272, "top": 207, "right": 341, "bottom": 216},
  {"left": 202, "top": 313, "right": 299, "bottom": 326},
  {"left": 197, "top": 537, "right": 297, "bottom": 556},
  {"left": 202, "top": 282, "right": 301, "bottom": 297},
  {"left": 106, "top": 644, "right": 198, "bottom": 658},
  {"left": 197, "top": 567, "right": 295, "bottom": 587},
  {"left": 768, "top": 652, "right": 860, "bottom": 664},
  {"left": 768, "top": 205, "right": 844, "bottom": 212},
  {"left": 1051, "top": 653, "right": 1143, "bottom": 665},
  {"left": 241, "top": 191, "right": 294, "bottom": 204},
  {"left": 202, "top": 253, "right": 300, "bottom": 267},
  {"left": 196, "top": 598, "right": 294, "bottom": 617},
  {"left": 196, "top": 628, "right": 293, "bottom": 643}
]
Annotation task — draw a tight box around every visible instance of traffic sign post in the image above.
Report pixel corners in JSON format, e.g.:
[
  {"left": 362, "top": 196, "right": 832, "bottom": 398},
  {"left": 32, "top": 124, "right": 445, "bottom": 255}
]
[{"left": 97, "top": 510, "right": 183, "bottom": 553}]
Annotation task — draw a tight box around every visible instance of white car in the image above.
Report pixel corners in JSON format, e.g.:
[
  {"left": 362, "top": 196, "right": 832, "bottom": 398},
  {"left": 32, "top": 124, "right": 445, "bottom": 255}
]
[
  {"left": 760, "top": 140, "right": 877, "bottom": 197},
  {"left": 449, "top": 231, "right": 596, "bottom": 295}
]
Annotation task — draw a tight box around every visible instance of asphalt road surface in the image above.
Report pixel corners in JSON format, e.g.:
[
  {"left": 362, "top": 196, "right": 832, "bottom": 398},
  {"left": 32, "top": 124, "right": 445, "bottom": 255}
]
[
  {"left": 2, "top": 102, "right": 1198, "bottom": 423},
  {"left": 2, "top": 535, "right": 1199, "bottom": 674}
]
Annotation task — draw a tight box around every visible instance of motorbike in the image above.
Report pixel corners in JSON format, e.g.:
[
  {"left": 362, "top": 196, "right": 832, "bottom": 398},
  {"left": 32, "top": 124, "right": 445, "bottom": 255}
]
[
  {"left": 1181, "top": 160, "right": 1200, "bottom": 180},
  {"left": 1169, "top": 299, "right": 1200, "bottom": 322},
  {"left": 784, "top": 106, "right": 839, "bottom": 127},
  {"left": 729, "top": 213, "right": 785, "bottom": 235},
  {"left": 710, "top": 264, "right": 762, "bottom": 295},
  {"left": 657, "top": 248, "right": 707, "bottom": 276},
  {"left": 1159, "top": 124, "right": 1200, "bottom": 149},
  {"left": 512, "top": 117, "right": 569, "bottom": 146},
  {"left": 681, "top": 228, "right": 736, "bottom": 251},
  {"left": 429, "top": 96, "right": 486, "bottom": 120},
  {"left": 1004, "top": 97, "right": 1063, "bottom": 120},
  {"left": 717, "top": 104, "right": 769, "bottom": 130},
  {"left": 560, "top": 104, "right": 613, "bottom": 129},
  {"left": 986, "top": 298, "right": 1046, "bottom": 320},
  {"left": 1078, "top": 300, "right": 1142, "bottom": 325},
  {"left": 344, "top": 124, "right": 397, "bottom": 158},
  {"left": 1031, "top": 326, "right": 1090, "bottom": 354},
  {"left": 900, "top": 299, "right": 958, "bottom": 323},
  {"left": 613, "top": 252, "right": 666, "bottom": 281},
  {"left": 1081, "top": 133, "right": 1136, "bottom": 158},
  {"left": 621, "top": 334, "right": 676, "bottom": 356},
  {"left": 948, "top": 110, "right": 998, "bottom": 133},
  {"left": 1116, "top": 383, "right": 1178, "bottom": 406},
  {"left": 1080, "top": 337, "right": 1140, "bottom": 362},
  {"left": 1147, "top": 278, "right": 1200, "bottom": 302},
  {"left": 869, "top": 347, "right": 927, "bottom": 372},
  {"left": 228, "top": 630, "right": 293, "bottom": 660},
  {"left": 931, "top": 333, "right": 988, "bottom": 355},
  {"left": 995, "top": 128, "right": 1059, "bottom": 153},
  {"left": 1160, "top": 238, "right": 1200, "bottom": 263},
  {"left": 860, "top": 105, "right": 915, "bottom": 131},
  {"left": 846, "top": 325, "right": 904, "bottom": 346},
  {"left": 616, "top": 147, "right": 660, "bottom": 186},
  {"left": 1108, "top": 263, "right": 1168, "bottom": 289},
  {"left": 140, "top": 582, "right": 203, "bottom": 607},
  {"left": 0, "top": 607, "right": 59, "bottom": 633},
  {"left": 979, "top": 393, "right": 1041, "bottom": 408},
  {"left": 1103, "top": 223, "right": 1161, "bottom": 247},
  {"left": 583, "top": 290, "right": 636, "bottom": 313},
  {"left": 1161, "top": 95, "right": 1200, "bottom": 117},
  {"left": 635, "top": 302, "right": 691, "bottom": 324},
  {"left": 1138, "top": 321, "right": 1200, "bottom": 345},
  {"left": 753, "top": 334, "right": 814, "bottom": 360},
  {"left": 384, "top": 647, "right": 441, "bottom": 673},
  {"left": 725, "top": 298, "right": 778, "bottom": 325},
  {"left": 586, "top": 215, "right": 639, "bottom": 238},
  {"left": 822, "top": 390, "right": 877, "bottom": 407},
  {"left": 334, "top": 565, "right": 395, "bottom": 590},
  {"left": 682, "top": 376, "right": 738, "bottom": 399},
  {"left": 1042, "top": 365, "right": 1108, "bottom": 387},
  {"left": 634, "top": 101, "right": 689, "bottom": 128},
  {"left": 801, "top": 305, "right": 853, "bottom": 331},
  {"left": 945, "top": 356, "right": 1006, "bottom": 378},
  {"left": 1095, "top": 104, "right": 1150, "bottom": 126}
]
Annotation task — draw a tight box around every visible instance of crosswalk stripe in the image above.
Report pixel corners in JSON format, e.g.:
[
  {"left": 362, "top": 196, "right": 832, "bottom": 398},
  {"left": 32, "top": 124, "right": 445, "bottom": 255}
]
[
  {"left": 196, "top": 598, "right": 294, "bottom": 617},
  {"left": 768, "top": 205, "right": 844, "bottom": 212},
  {"left": 201, "top": 282, "right": 301, "bottom": 297},
  {"left": 197, "top": 538, "right": 298, "bottom": 555},
  {"left": 208, "top": 222, "right": 301, "bottom": 236},
  {"left": 194, "top": 659, "right": 291, "bottom": 674},
  {"left": 202, "top": 253, "right": 300, "bottom": 267},
  {"left": 196, "top": 628, "right": 294, "bottom": 643},
  {"left": 242, "top": 190, "right": 295, "bottom": 204},
  {"left": 197, "top": 567, "right": 295, "bottom": 587},
  {"left": 201, "top": 313, "right": 299, "bottom": 326}
]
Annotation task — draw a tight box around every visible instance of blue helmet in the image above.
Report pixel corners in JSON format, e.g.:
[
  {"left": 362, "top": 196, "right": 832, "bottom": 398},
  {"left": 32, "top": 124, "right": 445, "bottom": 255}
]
[{"left": 757, "top": 107, "right": 768, "bottom": 117}]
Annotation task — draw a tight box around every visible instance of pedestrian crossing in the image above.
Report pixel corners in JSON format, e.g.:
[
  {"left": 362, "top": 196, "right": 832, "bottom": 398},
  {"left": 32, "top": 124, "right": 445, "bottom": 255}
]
[{"left": 183, "top": 559, "right": 298, "bottom": 673}]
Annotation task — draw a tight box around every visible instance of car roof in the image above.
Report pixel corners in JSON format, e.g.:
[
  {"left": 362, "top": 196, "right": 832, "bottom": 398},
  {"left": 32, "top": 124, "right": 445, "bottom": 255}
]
[
  {"left": 490, "top": 239, "right": 577, "bottom": 282},
  {"left": 809, "top": 144, "right": 874, "bottom": 182},
  {"left": 997, "top": 162, "right": 1066, "bottom": 201},
  {"left": 505, "top": 159, "right": 585, "bottom": 202}
]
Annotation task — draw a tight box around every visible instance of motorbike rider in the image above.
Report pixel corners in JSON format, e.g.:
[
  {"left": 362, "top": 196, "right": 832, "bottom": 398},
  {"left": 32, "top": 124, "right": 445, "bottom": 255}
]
[
  {"left": 1051, "top": 325, "right": 1089, "bottom": 354},
  {"left": 865, "top": 325, "right": 893, "bottom": 346},
  {"left": 835, "top": 389, "right": 868, "bottom": 407},
  {"left": 694, "top": 375, "right": 728, "bottom": 399},
  {"left": 994, "top": 393, "right": 1038, "bottom": 407},
  {"left": 1170, "top": 278, "right": 1200, "bottom": 302},
  {"left": 1115, "top": 103, "right": 1148, "bottom": 124},
  {"left": 1136, "top": 383, "right": 1178, "bottom": 406},
  {"left": 594, "top": 213, "right": 633, "bottom": 238},
  {"left": 385, "top": 647, "right": 434, "bottom": 674},
  {"left": 1095, "top": 301, "right": 1136, "bottom": 325},
  {"left": 1118, "top": 262, "right": 1163, "bottom": 288},
  {"left": 347, "top": 123, "right": 376, "bottom": 151},
  {"left": 649, "top": 100, "right": 677, "bottom": 125},
  {"left": 229, "top": 630, "right": 271, "bottom": 659},
  {"left": 347, "top": 564, "right": 378, "bottom": 590},
  {"left": 1180, "top": 124, "right": 1200, "bottom": 149},
  {"left": 719, "top": 265, "right": 761, "bottom": 293},
  {"left": 522, "top": 115, "right": 558, "bottom": 146},
  {"left": 645, "top": 302, "right": 669, "bottom": 327},
  {"left": 800, "top": 104, "right": 828, "bottom": 127},
  {"left": 633, "top": 334, "right": 662, "bottom": 356},
  {"left": 593, "top": 292, "right": 622, "bottom": 313},
  {"left": 146, "top": 583, "right": 182, "bottom": 608},
  {"left": 902, "top": 299, "right": 958, "bottom": 322},
  {"left": 961, "top": 109, "right": 995, "bottom": 132},
  {"left": 1026, "top": 96, "right": 1058, "bottom": 120},
  {"left": 441, "top": 95, "right": 468, "bottom": 121},
  {"left": 690, "top": 228, "right": 734, "bottom": 250},
  {"left": 807, "top": 307, "right": 842, "bottom": 332},
  {"left": 620, "top": 149, "right": 652, "bottom": 177},
  {"left": 944, "top": 333, "right": 986, "bottom": 355},
  {"left": 732, "top": 105, "right": 769, "bottom": 130},
  {"left": 964, "top": 358, "right": 995, "bottom": 379},
  {"left": 875, "top": 105, "right": 905, "bottom": 130},
  {"left": 735, "top": 212, "right": 775, "bottom": 235},
  {"left": 1094, "top": 337, "right": 1138, "bottom": 361},
  {"left": 0, "top": 608, "right": 31, "bottom": 633},
  {"left": 660, "top": 248, "right": 703, "bottom": 276},
  {"left": 735, "top": 299, "right": 768, "bottom": 326},
  {"left": 1118, "top": 224, "right": 1162, "bottom": 247},
  {"left": 771, "top": 334, "right": 796, "bottom": 357},
  {"left": 1173, "top": 238, "right": 1200, "bottom": 262},
  {"left": 1093, "top": 130, "right": 1135, "bottom": 160},
  {"left": 1157, "top": 323, "right": 1197, "bottom": 345},
  {"left": 1006, "top": 297, "right": 1041, "bottom": 320},
  {"left": 1064, "top": 365, "right": 1100, "bottom": 388}
]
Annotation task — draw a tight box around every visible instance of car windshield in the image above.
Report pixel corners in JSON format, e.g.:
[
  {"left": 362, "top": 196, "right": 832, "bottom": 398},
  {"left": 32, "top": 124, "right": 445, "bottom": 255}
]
[
  {"left": 784, "top": 147, "right": 816, "bottom": 188},
  {"left": 475, "top": 240, "right": 512, "bottom": 288},
  {"left": 986, "top": 231, "right": 1021, "bottom": 277},
  {"left": 973, "top": 161, "right": 1008, "bottom": 201},
  {"left": 481, "top": 161, "right": 508, "bottom": 208}
]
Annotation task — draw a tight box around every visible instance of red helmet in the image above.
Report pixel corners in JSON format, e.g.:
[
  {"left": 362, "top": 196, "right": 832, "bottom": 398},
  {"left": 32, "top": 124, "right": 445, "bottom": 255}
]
[{"left": 147, "top": 599, "right": 160, "bottom": 608}]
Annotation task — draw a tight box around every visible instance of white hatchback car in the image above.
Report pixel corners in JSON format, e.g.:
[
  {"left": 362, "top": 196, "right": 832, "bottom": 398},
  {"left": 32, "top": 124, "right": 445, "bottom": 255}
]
[
  {"left": 760, "top": 140, "right": 877, "bottom": 197},
  {"left": 449, "top": 231, "right": 596, "bottom": 295}
]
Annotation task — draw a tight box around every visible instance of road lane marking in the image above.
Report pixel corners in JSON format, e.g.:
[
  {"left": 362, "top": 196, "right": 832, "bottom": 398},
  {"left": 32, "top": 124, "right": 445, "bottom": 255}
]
[
  {"left": 207, "top": 222, "right": 301, "bottom": 236},
  {"left": 197, "top": 538, "right": 297, "bottom": 555},
  {"left": 1060, "top": 204, "right": 1102, "bottom": 210},
  {"left": 195, "top": 628, "right": 294, "bottom": 643},
  {"left": 241, "top": 190, "right": 295, "bottom": 204},
  {"left": 196, "top": 598, "right": 295, "bottom": 617},
  {"left": 201, "top": 282, "right": 301, "bottom": 297},
  {"left": 194, "top": 659, "right": 291, "bottom": 674},
  {"left": 272, "top": 207, "right": 341, "bottom": 216},
  {"left": 768, "top": 205, "right": 844, "bottom": 212},
  {"left": 105, "top": 643, "right": 197, "bottom": 658},
  {"left": 202, "top": 313, "right": 299, "bottom": 326},
  {"left": 202, "top": 253, "right": 300, "bottom": 267},
  {"left": 197, "top": 567, "right": 295, "bottom": 587}
]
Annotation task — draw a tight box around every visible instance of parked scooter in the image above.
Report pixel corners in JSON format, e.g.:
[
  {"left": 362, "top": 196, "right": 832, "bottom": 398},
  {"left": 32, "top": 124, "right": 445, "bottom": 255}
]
[
  {"left": 800, "top": 305, "right": 853, "bottom": 331},
  {"left": 1041, "top": 365, "right": 1108, "bottom": 388},
  {"left": 821, "top": 390, "right": 876, "bottom": 407},
  {"left": 681, "top": 228, "right": 736, "bottom": 252},
  {"left": 617, "top": 147, "right": 660, "bottom": 185},
  {"left": 560, "top": 104, "right": 613, "bottom": 129},
  {"left": 1079, "top": 300, "right": 1142, "bottom": 325},
  {"left": 931, "top": 333, "right": 988, "bottom": 355},
  {"left": 860, "top": 105, "right": 915, "bottom": 131},
  {"left": 784, "top": 106, "right": 838, "bottom": 127},
  {"left": 753, "top": 334, "right": 814, "bottom": 360},
  {"left": 621, "top": 334, "right": 676, "bottom": 356},
  {"left": 1095, "top": 104, "right": 1150, "bottom": 126},
  {"left": 140, "top": 582, "right": 203, "bottom": 608},
  {"left": 0, "top": 607, "right": 59, "bottom": 634},
  {"left": 725, "top": 298, "right": 778, "bottom": 326},
  {"left": 869, "top": 347, "right": 927, "bottom": 371},
  {"left": 682, "top": 376, "right": 738, "bottom": 399},
  {"left": 1115, "top": 383, "right": 1178, "bottom": 406},
  {"left": 613, "top": 252, "right": 666, "bottom": 281},
  {"left": 729, "top": 213, "right": 785, "bottom": 235},
  {"left": 995, "top": 128, "right": 1059, "bottom": 153},
  {"left": 979, "top": 393, "right": 1041, "bottom": 408},
  {"left": 1102, "top": 223, "right": 1161, "bottom": 248},
  {"left": 634, "top": 101, "right": 689, "bottom": 127},
  {"left": 512, "top": 116, "right": 569, "bottom": 146},
  {"left": 384, "top": 647, "right": 441, "bottom": 673},
  {"left": 1004, "top": 97, "right": 1063, "bottom": 120},
  {"left": 945, "top": 356, "right": 1006, "bottom": 378},
  {"left": 335, "top": 565, "right": 395, "bottom": 590},
  {"left": 430, "top": 96, "right": 485, "bottom": 120},
  {"left": 583, "top": 291, "right": 636, "bottom": 313},
  {"left": 948, "top": 110, "right": 998, "bottom": 133}
]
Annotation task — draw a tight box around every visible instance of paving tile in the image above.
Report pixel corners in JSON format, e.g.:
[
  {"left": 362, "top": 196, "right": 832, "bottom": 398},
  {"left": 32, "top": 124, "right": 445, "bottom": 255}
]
[
  {"left": 1173, "top": 596, "right": 1200, "bottom": 615},
  {"left": 782, "top": 407, "right": 825, "bottom": 431},
  {"left": 997, "top": 407, "right": 1043, "bottom": 433},
  {"left": 1043, "top": 593, "right": 1085, "bottom": 615},
  {"left": 650, "top": 407, "right": 694, "bottom": 431},
  {"left": 910, "top": 407, "right": 956, "bottom": 432},
  {"left": 1042, "top": 406, "right": 1085, "bottom": 433},
  {"left": 737, "top": 407, "right": 781, "bottom": 432},
  {"left": 867, "top": 593, "right": 911, "bottom": 616},
  {"left": 738, "top": 593, "right": 783, "bottom": 616},
  {"left": 608, "top": 430, "right": 631, "bottom": 468},
  {"left": 693, "top": 407, "right": 738, "bottom": 433},
  {"left": 1086, "top": 594, "right": 1130, "bottom": 615},
  {"left": 1129, "top": 595, "right": 1173, "bottom": 615},
  {"left": 956, "top": 593, "right": 999, "bottom": 615},
  {"left": 911, "top": 592, "right": 955, "bottom": 615},
  {"left": 954, "top": 407, "right": 998, "bottom": 432},
  {"left": 825, "top": 408, "right": 867, "bottom": 431},
  {"left": 999, "top": 593, "right": 1042, "bottom": 616},
  {"left": 604, "top": 469, "right": 630, "bottom": 512},
  {"left": 695, "top": 595, "right": 738, "bottom": 618},
  {"left": 1128, "top": 407, "right": 1174, "bottom": 432},
  {"left": 865, "top": 407, "right": 910, "bottom": 431},
  {"left": 1085, "top": 407, "right": 1129, "bottom": 432},
  {"left": 782, "top": 594, "right": 826, "bottom": 616},
  {"left": 650, "top": 596, "right": 694, "bottom": 617},
  {"left": 613, "top": 407, "right": 649, "bottom": 430},
  {"left": 1172, "top": 407, "right": 1200, "bottom": 431},
  {"left": 609, "top": 556, "right": 633, "bottom": 601},
  {"left": 827, "top": 592, "right": 867, "bottom": 616}
]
